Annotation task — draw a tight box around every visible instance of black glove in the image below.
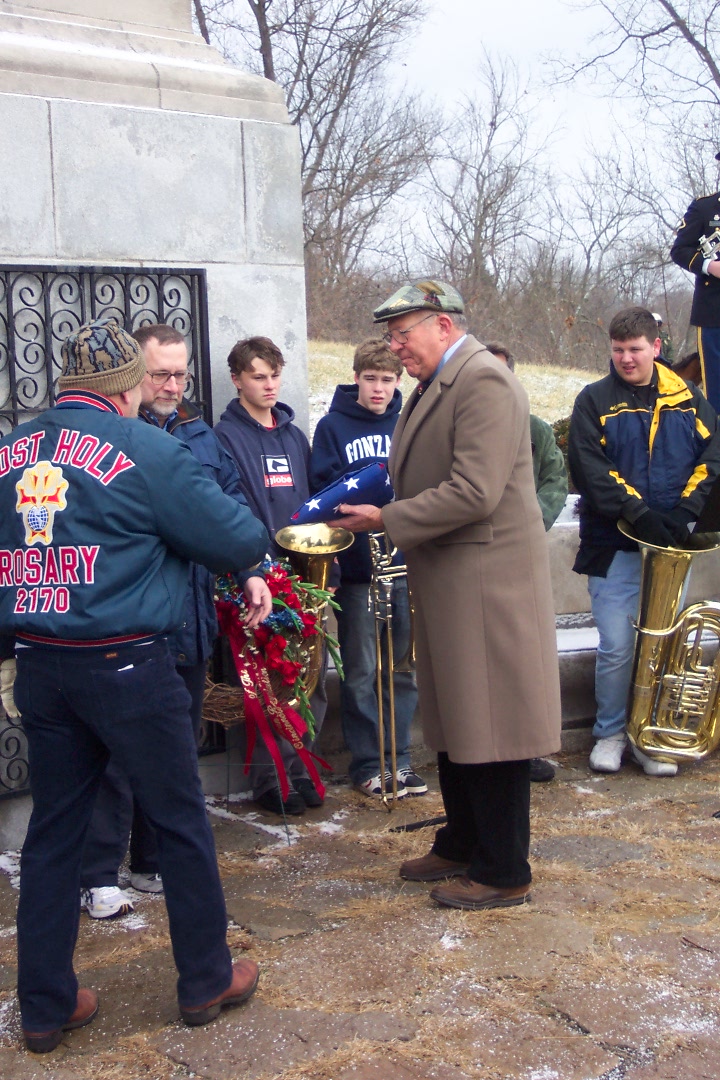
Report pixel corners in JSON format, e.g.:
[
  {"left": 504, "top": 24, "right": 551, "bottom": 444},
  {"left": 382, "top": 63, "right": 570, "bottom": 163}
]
[
  {"left": 659, "top": 506, "right": 694, "bottom": 545},
  {"left": 632, "top": 509, "right": 677, "bottom": 548}
]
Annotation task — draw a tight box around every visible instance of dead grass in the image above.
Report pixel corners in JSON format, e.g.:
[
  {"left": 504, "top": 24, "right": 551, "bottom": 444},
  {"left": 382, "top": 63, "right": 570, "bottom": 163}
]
[{"left": 4, "top": 755, "right": 720, "bottom": 1075}]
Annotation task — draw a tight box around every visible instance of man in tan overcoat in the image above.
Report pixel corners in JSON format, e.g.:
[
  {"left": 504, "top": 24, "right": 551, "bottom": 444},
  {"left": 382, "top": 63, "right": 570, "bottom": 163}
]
[{"left": 331, "top": 280, "right": 561, "bottom": 910}]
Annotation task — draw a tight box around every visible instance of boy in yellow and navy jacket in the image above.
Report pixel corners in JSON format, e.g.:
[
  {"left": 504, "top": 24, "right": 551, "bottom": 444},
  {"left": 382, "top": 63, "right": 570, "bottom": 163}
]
[{"left": 568, "top": 306, "right": 720, "bottom": 777}]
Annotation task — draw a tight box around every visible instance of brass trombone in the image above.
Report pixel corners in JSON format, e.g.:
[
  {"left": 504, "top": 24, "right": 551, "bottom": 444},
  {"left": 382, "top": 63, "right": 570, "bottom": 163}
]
[{"left": 368, "top": 531, "right": 415, "bottom": 810}]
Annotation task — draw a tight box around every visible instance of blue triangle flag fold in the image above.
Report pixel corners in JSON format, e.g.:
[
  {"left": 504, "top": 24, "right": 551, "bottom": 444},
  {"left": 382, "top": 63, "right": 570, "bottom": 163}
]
[{"left": 290, "top": 462, "right": 395, "bottom": 525}]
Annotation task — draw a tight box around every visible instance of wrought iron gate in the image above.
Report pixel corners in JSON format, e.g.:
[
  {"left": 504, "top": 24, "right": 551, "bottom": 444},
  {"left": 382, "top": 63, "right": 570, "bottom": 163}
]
[{"left": 0, "top": 264, "right": 215, "bottom": 798}]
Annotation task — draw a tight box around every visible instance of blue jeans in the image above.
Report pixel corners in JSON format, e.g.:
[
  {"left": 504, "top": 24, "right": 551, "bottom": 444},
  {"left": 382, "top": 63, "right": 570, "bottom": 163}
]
[
  {"left": 336, "top": 580, "right": 417, "bottom": 785},
  {"left": 588, "top": 550, "right": 642, "bottom": 739},
  {"left": 81, "top": 660, "right": 208, "bottom": 887},
  {"left": 15, "top": 640, "right": 232, "bottom": 1032}
]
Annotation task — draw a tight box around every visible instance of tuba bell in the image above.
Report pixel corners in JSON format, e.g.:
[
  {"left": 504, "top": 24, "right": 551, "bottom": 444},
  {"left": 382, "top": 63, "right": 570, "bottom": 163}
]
[
  {"left": 619, "top": 520, "right": 720, "bottom": 761},
  {"left": 275, "top": 523, "right": 353, "bottom": 698}
]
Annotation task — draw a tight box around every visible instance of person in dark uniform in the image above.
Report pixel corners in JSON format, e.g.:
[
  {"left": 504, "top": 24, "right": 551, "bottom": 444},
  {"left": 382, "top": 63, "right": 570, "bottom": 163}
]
[
  {"left": 670, "top": 150, "right": 720, "bottom": 411},
  {"left": 0, "top": 320, "right": 270, "bottom": 1052}
]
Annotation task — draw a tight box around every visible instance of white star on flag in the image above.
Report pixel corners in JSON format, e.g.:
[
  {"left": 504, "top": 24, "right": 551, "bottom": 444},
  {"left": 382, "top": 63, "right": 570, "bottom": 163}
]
[
  {"left": 385, "top": 475, "right": 392, "bottom": 485},
  {"left": 344, "top": 477, "right": 360, "bottom": 490},
  {"left": 305, "top": 498, "right": 321, "bottom": 511}
]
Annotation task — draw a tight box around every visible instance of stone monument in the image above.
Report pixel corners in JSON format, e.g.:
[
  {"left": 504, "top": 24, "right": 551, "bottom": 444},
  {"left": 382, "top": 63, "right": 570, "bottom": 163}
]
[
  {"left": 0, "top": 1, "right": 307, "bottom": 830},
  {"left": 0, "top": 0, "right": 308, "bottom": 425}
]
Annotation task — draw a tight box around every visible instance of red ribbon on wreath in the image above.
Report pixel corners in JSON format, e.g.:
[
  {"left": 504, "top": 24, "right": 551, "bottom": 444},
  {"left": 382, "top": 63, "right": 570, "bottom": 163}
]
[{"left": 216, "top": 601, "right": 328, "bottom": 801}]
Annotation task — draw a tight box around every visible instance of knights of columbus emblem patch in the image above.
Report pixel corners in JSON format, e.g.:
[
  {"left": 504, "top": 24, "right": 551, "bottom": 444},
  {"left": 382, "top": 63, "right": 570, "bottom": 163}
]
[{"left": 16, "top": 461, "right": 69, "bottom": 545}]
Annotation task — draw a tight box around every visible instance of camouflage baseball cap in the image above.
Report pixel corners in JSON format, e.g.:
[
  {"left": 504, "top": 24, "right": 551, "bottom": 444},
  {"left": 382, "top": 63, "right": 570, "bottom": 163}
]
[{"left": 372, "top": 279, "right": 464, "bottom": 324}]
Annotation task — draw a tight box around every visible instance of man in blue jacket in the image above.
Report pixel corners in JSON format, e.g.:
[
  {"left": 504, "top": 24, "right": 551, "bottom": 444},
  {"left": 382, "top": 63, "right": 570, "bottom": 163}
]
[
  {"left": 78, "top": 324, "right": 271, "bottom": 919},
  {"left": 0, "top": 320, "right": 269, "bottom": 1051},
  {"left": 569, "top": 306, "right": 720, "bottom": 777},
  {"left": 310, "top": 338, "right": 426, "bottom": 798}
]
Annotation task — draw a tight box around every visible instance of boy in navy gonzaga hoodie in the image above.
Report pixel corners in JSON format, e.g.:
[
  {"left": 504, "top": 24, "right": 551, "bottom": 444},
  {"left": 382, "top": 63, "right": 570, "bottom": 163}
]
[
  {"left": 215, "top": 336, "right": 325, "bottom": 817},
  {"left": 309, "top": 339, "right": 427, "bottom": 799}
]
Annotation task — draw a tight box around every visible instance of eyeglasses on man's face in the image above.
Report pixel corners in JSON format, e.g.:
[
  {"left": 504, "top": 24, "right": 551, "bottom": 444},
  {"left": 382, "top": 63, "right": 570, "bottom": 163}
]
[
  {"left": 146, "top": 370, "right": 188, "bottom": 386},
  {"left": 382, "top": 312, "right": 437, "bottom": 346}
]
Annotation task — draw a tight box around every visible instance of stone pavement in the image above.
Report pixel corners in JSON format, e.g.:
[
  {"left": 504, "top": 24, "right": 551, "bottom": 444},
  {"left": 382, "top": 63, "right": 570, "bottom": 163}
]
[{"left": 1, "top": 749, "right": 720, "bottom": 1080}]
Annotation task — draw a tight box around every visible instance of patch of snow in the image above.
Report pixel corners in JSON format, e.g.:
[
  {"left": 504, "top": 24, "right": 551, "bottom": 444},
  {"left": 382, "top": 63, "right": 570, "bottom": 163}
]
[
  {"left": 0, "top": 850, "right": 20, "bottom": 889},
  {"left": 313, "top": 820, "right": 345, "bottom": 835},
  {"left": 0, "top": 994, "right": 18, "bottom": 1036},
  {"left": 440, "top": 931, "right": 463, "bottom": 950},
  {"left": 206, "top": 803, "right": 246, "bottom": 821}
]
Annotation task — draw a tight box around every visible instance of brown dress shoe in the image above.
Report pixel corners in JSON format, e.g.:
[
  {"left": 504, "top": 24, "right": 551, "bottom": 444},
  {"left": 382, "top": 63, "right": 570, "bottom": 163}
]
[
  {"left": 399, "top": 851, "right": 470, "bottom": 881},
  {"left": 430, "top": 876, "right": 531, "bottom": 910},
  {"left": 180, "top": 959, "right": 259, "bottom": 1026},
  {"left": 24, "top": 987, "right": 99, "bottom": 1053}
]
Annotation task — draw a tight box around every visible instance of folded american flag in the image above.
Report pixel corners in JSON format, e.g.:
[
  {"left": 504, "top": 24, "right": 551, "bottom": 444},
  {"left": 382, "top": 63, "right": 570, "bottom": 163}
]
[{"left": 290, "top": 462, "right": 395, "bottom": 524}]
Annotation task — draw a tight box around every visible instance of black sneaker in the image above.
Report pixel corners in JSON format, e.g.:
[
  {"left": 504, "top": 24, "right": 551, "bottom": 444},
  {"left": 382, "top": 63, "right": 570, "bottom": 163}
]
[
  {"left": 396, "top": 768, "right": 428, "bottom": 795},
  {"left": 529, "top": 758, "right": 555, "bottom": 782},
  {"left": 255, "top": 788, "right": 306, "bottom": 815},
  {"left": 293, "top": 777, "right": 324, "bottom": 808}
]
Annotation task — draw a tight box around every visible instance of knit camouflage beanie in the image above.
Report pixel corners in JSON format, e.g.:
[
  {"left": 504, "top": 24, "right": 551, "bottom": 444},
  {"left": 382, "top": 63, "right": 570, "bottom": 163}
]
[{"left": 59, "top": 319, "right": 145, "bottom": 396}]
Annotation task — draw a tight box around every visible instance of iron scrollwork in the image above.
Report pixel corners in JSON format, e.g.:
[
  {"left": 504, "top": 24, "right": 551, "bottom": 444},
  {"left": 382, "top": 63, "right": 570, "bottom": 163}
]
[
  {"left": 0, "top": 714, "right": 29, "bottom": 796},
  {"left": 0, "top": 264, "right": 211, "bottom": 797},
  {"left": 0, "top": 265, "right": 211, "bottom": 438}
]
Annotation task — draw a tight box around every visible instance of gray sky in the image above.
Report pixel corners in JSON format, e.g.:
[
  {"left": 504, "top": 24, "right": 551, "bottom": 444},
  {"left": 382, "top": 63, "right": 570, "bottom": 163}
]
[{"left": 402, "top": 0, "right": 622, "bottom": 169}]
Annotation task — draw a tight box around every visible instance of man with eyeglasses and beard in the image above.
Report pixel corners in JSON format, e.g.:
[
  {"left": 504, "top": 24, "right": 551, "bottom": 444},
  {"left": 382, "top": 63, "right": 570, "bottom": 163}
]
[
  {"left": 329, "top": 280, "right": 560, "bottom": 911},
  {"left": 78, "top": 324, "right": 271, "bottom": 921}
]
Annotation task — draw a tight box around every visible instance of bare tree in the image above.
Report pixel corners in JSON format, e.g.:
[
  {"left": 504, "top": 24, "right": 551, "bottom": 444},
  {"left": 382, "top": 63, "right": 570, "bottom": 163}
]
[
  {"left": 563, "top": 0, "right": 720, "bottom": 114},
  {"left": 194, "top": 1, "right": 435, "bottom": 335},
  {"left": 417, "top": 57, "right": 549, "bottom": 318}
]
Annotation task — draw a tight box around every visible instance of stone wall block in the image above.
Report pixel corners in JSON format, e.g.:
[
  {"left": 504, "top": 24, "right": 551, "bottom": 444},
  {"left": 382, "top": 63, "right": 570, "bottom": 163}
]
[
  {"left": 206, "top": 263, "right": 308, "bottom": 430},
  {"left": 0, "top": 94, "right": 54, "bottom": 258},
  {"left": 16, "top": 0, "right": 191, "bottom": 31},
  {"left": 243, "top": 122, "right": 305, "bottom": 265},
  {"left": 50, "top": 100, "right": 247, "bottom": 264}
]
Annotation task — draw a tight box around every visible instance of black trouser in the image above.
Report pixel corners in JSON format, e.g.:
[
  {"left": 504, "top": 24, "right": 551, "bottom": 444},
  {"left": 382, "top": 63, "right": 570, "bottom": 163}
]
[{"left": 431, "top": 752, "right": 531, "bottom": 888}]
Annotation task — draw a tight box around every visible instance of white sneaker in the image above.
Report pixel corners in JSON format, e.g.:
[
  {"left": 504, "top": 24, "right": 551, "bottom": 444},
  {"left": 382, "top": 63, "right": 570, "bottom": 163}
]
[
  {"left": 589, "top": 732, "right": 627, "bottom": 772},
  {"left": 355, "top": 772, "right": 407, "bottom": 799},
  {"left": 81, "top": 886, "right": 134, "bottom": 919},
  {"left": 130, "top": 872, "right": 163, "bottom": 894},
  {"left": 631, "top": 744, "right": 678, "bottom": 777}
]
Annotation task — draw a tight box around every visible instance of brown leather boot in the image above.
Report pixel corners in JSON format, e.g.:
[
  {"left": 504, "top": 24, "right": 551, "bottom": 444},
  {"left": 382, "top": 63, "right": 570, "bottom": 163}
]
[
  {"left": 399, "top": 851, "right": 470, "bottom": 881},
  {"left": 24, "top": 987, "right": 99, "bottom": 1053},
  {"left": 430, "top": 877, "right": 531, "bottom": 910},
  {"left": 180, "top": 960, "right": 259, "bottom": 1026}
]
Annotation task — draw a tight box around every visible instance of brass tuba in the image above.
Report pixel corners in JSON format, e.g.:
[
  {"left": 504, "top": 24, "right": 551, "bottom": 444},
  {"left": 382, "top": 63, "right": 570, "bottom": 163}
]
[
  {"left": 619, "top": 520, "right": 720, "bottom": 761},
  {"left": 275, "top": 523, "right": 353, "bottom": 698}
]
